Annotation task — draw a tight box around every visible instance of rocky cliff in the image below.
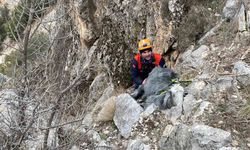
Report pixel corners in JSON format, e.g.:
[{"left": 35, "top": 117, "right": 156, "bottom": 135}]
[{"left": 0, "top": 0, "right": 250, "bottom": 149}]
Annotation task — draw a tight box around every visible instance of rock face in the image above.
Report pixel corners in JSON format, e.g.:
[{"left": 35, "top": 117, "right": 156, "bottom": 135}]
[{"left": 159, "top": 124, "right": 232, "bottom": 150}]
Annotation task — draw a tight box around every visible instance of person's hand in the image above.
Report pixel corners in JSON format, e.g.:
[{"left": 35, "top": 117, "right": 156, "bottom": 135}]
[{"left": 142, "top": 79, "right": 147, "bottom": 85}]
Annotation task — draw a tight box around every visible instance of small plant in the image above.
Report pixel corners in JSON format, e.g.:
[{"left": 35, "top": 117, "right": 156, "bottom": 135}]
[
  {"left": 239, "top": 85, "right": 250, "bottom": 117},
  {"left": 0, "top": 51, "right": 22, "bottom": 76},
  {"left": 0, "top": 6, "right": 9, "bottom": 45}
]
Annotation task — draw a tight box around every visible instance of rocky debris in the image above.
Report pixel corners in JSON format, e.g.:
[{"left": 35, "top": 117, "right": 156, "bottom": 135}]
[
  {"left": 82, "top": 113, "right": 94, "bottom": 128},
  {"left": 233, "top": 61, "right": 250, "bottom": 86},
  {"left": 216, "top": 76, "right": 234, "bottom": 91},
  {"left": 159, "top": 124, "right": 232, "bottom": 150},
  {"left": 126, "top": 139, "right": 150, "bottom": 150},
  {"left": 0, "top": 73, "right": 8, "bottom": 85},
  {"left": 114, "top": 94, "right": 143, "bottom": 138},
  {"left": 140, "top": 103, "right": 157, "bottom": 118}
]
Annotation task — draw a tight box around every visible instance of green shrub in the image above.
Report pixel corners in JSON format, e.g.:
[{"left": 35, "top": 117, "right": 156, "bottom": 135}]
[
  {"left": 6, "top": 0, "right": 57, "bottom": 40},
  {"left": 0, "top": 6, "right": 9, "bottom": 45},
  {"left": 28, "top": 32, "right": 49, "bottom": 60}
]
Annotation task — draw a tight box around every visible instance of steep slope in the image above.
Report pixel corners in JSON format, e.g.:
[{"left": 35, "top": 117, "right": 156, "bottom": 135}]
[{"left": 0, "top": 0, "right": 250, "bottom": 149}]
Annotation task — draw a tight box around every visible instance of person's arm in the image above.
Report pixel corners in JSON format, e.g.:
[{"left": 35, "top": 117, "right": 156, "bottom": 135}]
[
  {"left": 159, "top": 57, "right": 166, "bottom": 68},
  {"left": 131, "top": 58, "right": 143, "bottom": 88}
]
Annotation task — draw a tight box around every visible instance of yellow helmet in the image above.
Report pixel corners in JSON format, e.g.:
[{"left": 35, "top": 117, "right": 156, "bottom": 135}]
[{"left": 138, "top": 38, "right": 153, "bottom": 51}]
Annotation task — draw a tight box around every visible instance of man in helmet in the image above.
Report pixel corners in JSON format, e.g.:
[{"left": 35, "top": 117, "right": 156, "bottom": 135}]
[{"left": 131, "top": 38, "right": 166, "bottom": 89}]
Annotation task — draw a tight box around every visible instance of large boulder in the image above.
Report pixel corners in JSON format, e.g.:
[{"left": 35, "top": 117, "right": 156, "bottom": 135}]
[
  {"left": 114, "top": 94, "right": 143, "bottom": 138},
  {"left": 159, "top": 124, "right": 232, "bottom": 150}
]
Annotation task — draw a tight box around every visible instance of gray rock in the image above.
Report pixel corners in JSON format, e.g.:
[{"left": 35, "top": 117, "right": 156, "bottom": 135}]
[
  {"left": 114, "top": 94, "right": 143, "bottom": 138},
  {"left": 143, "top": 67, "right": 177, "bottom": 97},
  {"left": 159, "top": 124, "right": 232, "bottom": 150},
  {"left": 191, "top": 124, "right": 232, "bottom": 149},
  {"left": 82, "top": 113, "right": 93, "bottom": 128},
  {"left": 187, "top": 81, "right": 207, "bottom": 98},
  {"left": 87, "top": 130, "right": 102, "bottom": 143},
  {"left": 222, "top": 0, "right": 241, "bottom": 20},
  {"left": 216, "top": 76, "right": 234, "bottom": 91},
  {"left": 182, "top": 94, "right": 200, "bottom": 118},
  {"left": 162, "top": 84, "right": 184, "bottom": 123},
  {"left": 0, "top": 73, "right": 8, "bottom": 85},
  {"left": 193, "top": 101, "right": 212, "bottom": 119},
  {"left": 238, "top": 4, "right": 247, "bottom": 32},
  {"left": 181, "top": 45, "right": 210, "bottom": 70},
  {"left": 159, "top": 124, "right": 192, "bottom": 150},
  {"left": 170, "top": 84, "right": 184, "bottom": 106},
  {"left": 247, "top": 11, "right": 250, "bottom": 28},
  {"left": 127, "top": 139, "right": 150, "bottom": 150},
  {"left": 233, "top": 61, "right": 250, "bottom": 86},
  {"left": 141, "top": 103, "right": 157, "bottom": 118},
  {"left": 88, "top": 73, "right": 109, "bottom": 102}
]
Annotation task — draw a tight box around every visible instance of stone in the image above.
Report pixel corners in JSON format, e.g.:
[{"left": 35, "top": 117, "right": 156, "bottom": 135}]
[
  {"left": 238, "top": 4, "right": 247, "bottom": 32},
  {"left": 127, "top": 139, "right": 150, "bottom": 150},
  {"left": 140, "top": 103, "right": 157, "bottom": 118},
  {"left": 222, "top": 0, "right": 241, "bottom": 20},
  {"left": 181, "top": 45, "right": 210, "bottom": 70},
  {"left": 187, "top": 81, "right": 206, "bottom": 98},
  {"left": 182, "top": 94, "right": 200, "bottom": 118},
  {"left": 163, "top": 84, "right": 184, "bottom": 124},
  {"left": 88, "top": 73, "right": 109, "bottom": 102},
  {"left": 159, "top": 124, "right": 232, "bottom": 150},
  {"left": 159, "top": 124, "right": 191, "bottom": 150},
  {"left": 162, "top": 125, "right": 174, "bottom": 137},
  {"left": 0, "top": 73, "right": 8, "bottom": 85},
  {"left": 216, "top": 76, "right": 234, "bottom": 91},
  {"left": 114, "top": 94, "right": 143, "bottom": 138},
  {"left": 193, "top": 101, "right": 212, "bottom": 119},
  {"left": 233, "top": 61, "right": 250, "bottom": 86},
  {"left": 82, "top": 113, "right": 93, "bottom": 128},
  {"left": 191, "top": 124, "right": 232, "bottom": 149}
]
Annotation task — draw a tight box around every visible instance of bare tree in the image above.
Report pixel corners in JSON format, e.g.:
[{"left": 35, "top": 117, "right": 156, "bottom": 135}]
[{"left": 1, "top": 0, "right": 93, "bottom": 149}]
